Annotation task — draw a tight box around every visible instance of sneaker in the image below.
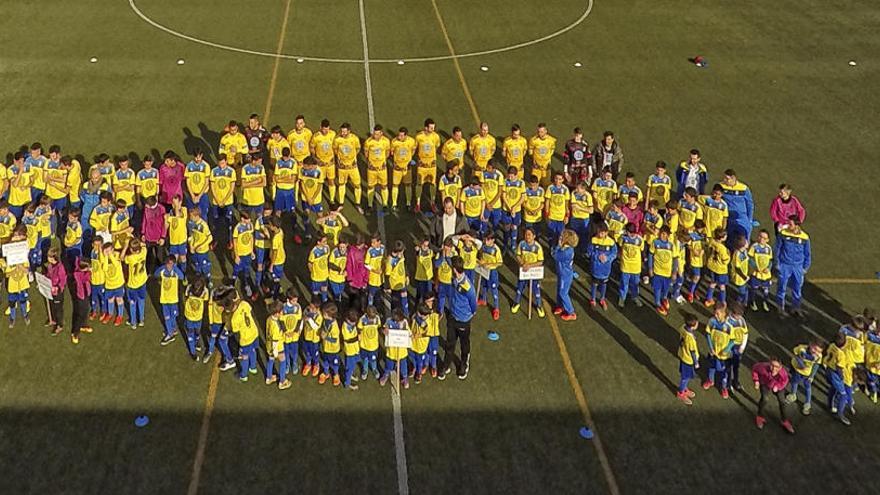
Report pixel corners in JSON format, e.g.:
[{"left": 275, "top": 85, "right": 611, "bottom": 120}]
[
  {"left": 293, "top": 234, "right": 303, "bottom": 245},
  {"left": 266, "top": 377, "right": 277, "bottom": 385},
  {"left": 89, "top": 311, "right": 97, "bottom": 320},
  {"left": 139, "top": 321, "right": 145, "bottom": 327},
  {"left": 356, "top": 206, "right": 365, "bottom": 215},
  {"left": 318, "top": 373, "right": 328, "bottom": 385},
  {"left": 348, "top": 383, "right": 359, "bottom": 390},
  {"left": 685, "top": 292, "right": 694, "bottom": 304},
  {"left": 71, "top": 335, "right": 80, "bottom": 345},
  {"left": 114, "top": 316, "right": 124, "bottom": 326},
  {"left": 100, "top": 313, "right": 112, "bottom": 324},
  {"left": 438, "top": 369, "right": 449, "bottom": 381},
  {"left": 685, "top": 389, "right": 696, "bottom": 398},
  {"left": 373, "top": 370, "right": 380, "bottom": 380},
  {"left": 249, "top": 367, "right": 258, "bottom": 375},
  {"left": 51, "top": 327, "right": 63, "bottom": 336},
  {"left": 617, "top": 298, "right": 626, "bottom": 308},
  {"left": 379, "top": 374, "right": 388, "bottom": 386},
  {"left": 802, "top": 403, "right": 811, "bottom": 415},
  {"left": 413, "top": 203, "right": 421, "bottom": 214},
  {"left": 511, "top": 304, "right": 520, "bottom": 314},
  {"left": 23, "top": 316, "right": 30, "bottom": 326},
  {"left": 589, "top": 299, "right": 597, "bottom": 308},
  {"left": 849, "top": 404, "right": 856, "bottom": 416},
  {"left": 403, "top": 379, "right": 410, "bottom": 389},
  {"left": 160, "top": 334, "right": 176, "bottom": 346},
  {"left": 130, "top": 323, "right": 138, "bottom": 330},
  {"left": 675, "top": 295, "right": 686, "bottom": 305},
  {"left": 703, "top": 299, "right": 715, "bottom": 308},
  {"left": 302, "top": 364, "right": 311, "bottom": 377},
  {"left": 721, "top": 388, "right": 729, "bottom": 399},
  {"left": 702, "top": 380, "right": 714, "bottom": 390},
  {"left": 477, "top": 299, "right": 487, "bottom": 307},
  {"left": 732, "top": 382, "right": 744, "bottom": 392},
  {"left": 599, "top": 299, "right": 608, "bottom": 310},
  {"left": 662, "top": 299, "right": 670, "bottom": 311},
  {"left": 536, "top": 307, "right": 545, "bottom": 318},
  {"left": 781, "top": 420, "right": 795, "bottom": 434},
  {"left": 634, "top": 298, "right": 644, "bottom": 308},
  {"left": 491, "top": 308, "right": 500, "bottom": 321},
  {"left": 750, "top": 301, "right": 758, "bottom": 311},
  {"left": 80, "top": 326, "right": 93, "bottom": 334},
  {"left": 785, "top": 393, "right": 797, "bottom": 404},
  {"left": 553, "top": 306, "right": 564, "bottom": 315},
  {"left": 332, "top": 375, "right": 341, "bottom": 387},
  {"left": 838, "top": 415, "right": 851, "bottom": 426},
  {"left": 430, "top": 368, "right": 438, "bottom": 378},
  {"left": 762, "top": 301, "right": 770, "bottom": 312},
  {"left": 360, "top": 370, "right": 369, "bottom": 381},
  {"left": 414, "top": 374, "right": 422, "bottom": 384},
  {"left": 311, "top": 365, "right": 320, "bottom": 377},
  {"left": 239, "top": 376, "right": 248, "bottom": 383},
  {"left": 676, "top": 391, "right": 693, "bottom": 405},
  {"left": 202, "top": 351, "right": 214, "bottom": 364},
  {"left": 219, "top": 361, "right": 236, "bottom": 371},
  {"left": 872, "top": 392, "right": 878, "bottom": 404},
  {"left": 657, "top": 306, "right": 668, "bottom": 316},
  {"left": 561, "top": 313, "right": 577, "bottom": 321},
  {"left": 755, "top": 416, "right": 766, "bottom": 430},
  {"left": 279, "top": 380, "right": 292, "bottom": 390},
  {"left": 831, "top": 405, "right": 838, "bottom": 414}
]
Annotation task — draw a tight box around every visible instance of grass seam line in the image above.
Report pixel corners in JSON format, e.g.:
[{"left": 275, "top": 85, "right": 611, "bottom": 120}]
[
  {"left": 186, "top": 364, "right": 220, "bottom": 495},
  {"left": 429, "top": 0, "right": 481, "bottom": 128},
  {"left": 263, "top": 0, "right": 294, "bottom": 124}
]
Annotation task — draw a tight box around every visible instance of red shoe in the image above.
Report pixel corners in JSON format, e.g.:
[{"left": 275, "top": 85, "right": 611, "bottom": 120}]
[
  {"left": 704, "top": 298, "right": 715, "bottom": 308},
  {"left": 311, "top": 365, "right": 320, "bottom": 377},
  {"left": 755, "top": 416, "right": 767, "bottom": 430},
  {"left": 553, "top": 306, "right": 564, "bottom": 315},
  {"left": 226, "top": 241, "right": 234, "bottom": 250},
  {"left": 491, "top": 308, "right": 500, "bottom": 321},
  {"left": 561, "top": 313, "right": 577, "bottom": 321},
  {"left": 685, "top": 389, "right": 696, "bottom": 398},
  {"left": 477, "top": 299, "right": 487, "bottom": 307},
  {"left": 89, "top": 311, "right": 97, "bottom": 321},
  {"left": 685, "top": 292, "right": 694, "bottom": 304},
  {"left": 251, "top": 292, "right": 259, "bottom": 302},
  {"left": 662, "top": 299, "right": 670, "bottom": 311},
  {"left": 100, "top": 313, "right": 112, "bottom": 324},
  {"left": 676, "top": 391, "right": 693, "bottom": 405},
  {"left": 657, "top": 306, "right": 669, "bottom": 316},
  {"left": 318, "top": 373, "right": 328, "bottom": 385},
  {"left": 781, "top": 419, "right": 795, "bottom": 434},
  {"left": 589, "top": 299, "right": 597, "bottom": 308},
  {"left": 414, "top": 203, "right": 421, "bottom": 214},
  {"left": 301, "top": 364, "right": 311, "bottom": 377},
  {"left": 721, "top": 388, "right": 729, "bottom": 399},
  {"left": 702, "top": 380, "right": 714, "bottom": 390},
  {"left": 293, "top": 234, "right": 303, "bottom": 245},
  {"left": 114, "top": 315, "right": 124, "bottom": 326},
  {"left": 332, "top": 375, "right": 341, "bottom": 386},
  {"left": 430, "top": 368, "right": 438, "bottom": 378},
  {"left": 599, "top": 299, "right": 608, "bottom": 310}
]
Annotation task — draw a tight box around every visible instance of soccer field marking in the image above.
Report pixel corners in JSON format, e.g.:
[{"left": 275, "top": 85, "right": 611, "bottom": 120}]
[
  {"left": 430, "top": 2, "right": 619, "bottom": 494},
  {"left": 430, "top": 0, "right": 481, "bottom": 127},
  {"left": 357, "top": 1, "right": 409, "bottom": 493},
  {"left": 186, "top": 364, "right": 220, "bottom": 495},
  {"left": 810, "top": 277, "right": 880, "bottom": 285},
  {"left": 128, "top": 0, "right": 594, "bottom": 64},
  {"left": 263, "top": 0, "right": 295, "bottom": 123}
]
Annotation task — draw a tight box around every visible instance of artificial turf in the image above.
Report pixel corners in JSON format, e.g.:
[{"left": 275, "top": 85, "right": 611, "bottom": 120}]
[{"left": 1, "top": 0, "right": 880, "bottom": 494}]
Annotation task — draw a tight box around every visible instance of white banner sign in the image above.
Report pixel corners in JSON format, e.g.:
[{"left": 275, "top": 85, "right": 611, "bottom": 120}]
[
  {"left": 1, "top": 241, "right": 29, "bottom": 265},
  {"left": 35, "top": 272, "right": 53, "bottom": 299},
  {"left": 519, "top": 266, "right": 545, "bottom": 281},
  {"left": 386, "top": 328, "right": 412, "bottom": 349}
]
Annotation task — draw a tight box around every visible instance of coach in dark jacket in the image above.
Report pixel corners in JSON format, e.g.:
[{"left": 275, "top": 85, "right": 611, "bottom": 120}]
[
  {"left": 430, "top": 197, "right": 469, "bottom": 248},
  {"left": 592, "top": 131, "right": 623, "bottom": 181}
]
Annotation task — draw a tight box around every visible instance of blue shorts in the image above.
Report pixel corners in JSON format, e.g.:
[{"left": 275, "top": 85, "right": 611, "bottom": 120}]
[
  {"left": 185, "top": 319, "right": 202, "bottom": 333},
  {"left": 255, "top": 248, "right": 267, "bottom": 265},
  {"left": 105, "top": 286, "right": 125, "bottom": 299},
  {"left": 52, "top": 197, "right": 68, "bottom": 212},
  {"left": 301, "top": 200, "right": 323, "bottom": 214},
  {"left": 274, "top": 189, "right": 296, "bottom": 212},
  {"left": 270, "top": 265, "right": 284, "bottom": 281},
  {"left": 169, "top": 243, "right": 187, "bottom": 256},
  {"left": 210, "top": 323, "right": 223, "bottom": 336},
  {"left": 689, "top": 267, "right": 702, "bottom": 278},
  {"left": 679, "top": 362, "right": 695, "bottom": 381},
  {"left": 8, "top": 291, "right": 29, "bottom": 304},
  {"left": 709, "top": 272, "right": 729, "bottom": 285},
  {"left": 749, "top": 278, "right": 771, "bottom": 289},
  {"left": 127, "top": 285, "right": 146, "bottom": 300},
  {"left": 311, "top": 281, "right": 328, "bottom": 294},
  {"left": 501, "top": 211, "right": 521, "bottom": 226}
]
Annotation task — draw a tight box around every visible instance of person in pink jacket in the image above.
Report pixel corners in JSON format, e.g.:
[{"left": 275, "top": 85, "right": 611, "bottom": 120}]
[
  {"left": 752, "top": 357, "right": 794, "bottom": 434},
  {"left": 769, "top": 184, "right": 806, "bottom": 234}
]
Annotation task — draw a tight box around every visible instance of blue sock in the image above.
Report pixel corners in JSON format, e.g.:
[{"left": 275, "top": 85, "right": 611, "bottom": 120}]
[
  {"left": 401, "top": 294, "right": 409, "bottom": 317},
  {"left": 207, "top": 334, "right": 217, "bottom": 354},
  {"left": 718, "top": 289, "right": 727, "bottom": 304},
  {"left": 706, "top": 286, "right": 715, "bottom": 301},
  {"left": 108, "top": 299, "right": 116, "bottom": 318},
  {"left": 128, "top": 299, "right": 137, "bottom": 325},
  {"left": 688, "top": 280, "right": 698, "bottom": 296},
  {"left": 137, "top": 298, "right": 145, "bottom": 323},
  {"left": 117, "top": 301, "right": 125, "bottom": 318},
  {"left": 219, "top": 335, "right": 232, "bottom": 361},
  {"left": 256, "top": 270, "right": 263, "bottom": 287}
]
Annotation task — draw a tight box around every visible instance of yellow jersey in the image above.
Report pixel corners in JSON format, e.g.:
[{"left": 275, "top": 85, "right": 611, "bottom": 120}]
[
  {"left": 502, "top": 178, "right": 525, "bottom": 213},
  {"left": 365, "top": 245, "right": 386, "bottom": 287},
  {"left": 650, "top": 239, "right": 676, "bottom": 278},
  {"left": 124, "top": 249, "right": 148, "bottom": 289},
  {"left": 273, "top": 158, "right": 298, "bottom": 192},
  {"left": 188, "top": 217, "right": 212, "bottom": 255},
  {"left": 4, "top": 261, "right": 30, "bottom": 293},
  {"left": 266, "top": 317, "right": 285, "bottom": 357},
  {"left": 321, "top": 319, "right": 341, "bottom": 354},
  {"left": 415, "top": 131, "right": 441, "bottom": 164},
  {"left": 271, "top": 231, "right": 286, "bottom": 266},
  {"left": 730, "top": 249, "right": 750, "bottom": 286},
  {"left": 282, "top": 303, "right": 303, "bottom": 343},
  {"left": 480, "top": 169, "right": 503, "bottom": 210},
  {"left": 677, "top": 326, "right": 699, "bottom": 365},
  {"left": 184, "top": 161, "right": 210, "bottom": 198},
  {"left": 341, "top": 321, "right": 360, "bottom": 357},
  {"left": 267, "top": 137, "right": 290, "bottom": 164},
  {"left": 570, "top": 191, "right": 593, "bottom": 220},
  {"left": 328, "top": 246, "right": 347, "bottom": 284},
  {"left": 459, "top": 186, "right": 485, "bottom": 218},
  {"left": 137, "top": 167, "right": 160, "bottom": 199},
  {"left": 363, "top": 136, "right": 391, "bottom": 170},
  {"left": 748, "top": 243, "right": 773, "bottom": 281},
  {"left": 303, "top": 309, "right": 323, "bottom": 343},
  {"left": 528, "top": 134, "right": 557, "bottom": 169},
  {"left": 544, "top": 184, "right": 570, "bottom": 221},
  {"left": 165, "top": 207, "right": 188, "bottom": 246},
  {"left": 358, "top": 315, "right": 381, "bottom": 352},
  {"left": 156, "top": 266, "right": 182, "bottom": 304},
  {"left": 618, "top": 234, "right": 644, "bottom": 275},
  {"left": 706, "top": 238, "right": 731, "bottom": 275},
  {"left": 103, "top": 252, "right": 125, "bottom": 290},
  {"left": 523, "top": 187, "right": 545, "bottom": 224},
  {"left": 414, "top": 247, "right": 433, "bottom": 282},
  {"left": 219, "top": 132, "right": 248, "bottom": 165},
  {"left": 411, "top": 315, "right": 430, "bottom": 354},
  {"left": 333, "top": 134, "right": 361, "bottom": 168},
  {"left": 209, "top": 166, "right": 236, "bottom": 207},
  {"left": 310, "top": 130, "right": 337, "bottom": 164},
  {"left": 240, "top": 164, "right": 266, "bottom": 206},
  {"left": 232, "top": 222, "right": 255, "bottom": 257},
  {"left": 502, "top": 136, "right": 527, "bottom": 168},
  {"left": 44, "top": 162, "right": 70, "bottom": 200},
  {"left": 438, "top": 174, "right": 462, "bottom": 204},
  {"left": 385, "top": 255, "right": 407, "bottom": 291},
  {"left": 441, "top": 138, "right": 467, "bottom": 165},
  {"left": 231, "top": 301, "right": 259, "bottom": 346},
  {"left": 391, "top": 136, "right": 416, "bottom": 170},
  {"left": 184, "top": 287, "right": 209, "bottom": 322},
  {"left": 287, "top": 127, "right": 313, "bottom": 163},
  {"left": 591, "top": 179, "right": 618, "bottom": 213},
  {"left": 309, "top": 245, "right": 330, "bottom": 282}
]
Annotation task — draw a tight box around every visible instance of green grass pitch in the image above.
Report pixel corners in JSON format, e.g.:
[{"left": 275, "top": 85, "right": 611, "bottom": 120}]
[{"left": 2, "top": 0, "right": 880, "bottom": 494}]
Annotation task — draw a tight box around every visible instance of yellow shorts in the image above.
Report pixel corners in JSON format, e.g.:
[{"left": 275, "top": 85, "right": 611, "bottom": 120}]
[
  {"left": 532, "top": 166, "right": 550, "bottom": 184},
  {"left": 367, "top": 168, "right": 388, "bottom": 188},
  {"left": 392, "top": 168, "right": 412, "bottom": 186},
  {"left": 337, "top": 167, "right": 361, "bottom": 187},
  {"left": 318, "top": 161, "right": 336, "bottom": 181},
  {"left": 417, "top": 163, "right": 437, "bottom": 185}
]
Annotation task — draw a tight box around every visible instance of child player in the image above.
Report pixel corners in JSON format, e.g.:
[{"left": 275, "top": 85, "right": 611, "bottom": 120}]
[
  {"left": 301, "top": 297, "right": 323, "bottom": 377},
  {"left": 319, "top": 302, "right": 342, "bottom": 386},
  {"left": 155, "top": 255, "right": 185, "bottom": 345},
  {"left": 341, "top": 308, "right": 361, "bottom": 390},
  {"left": 648, "top": 226, "right": 675, "bottom": 315},
  {"left": 183, "top": 277, "right": 209, "bottom": 360},
  {"left": 704, "top": 228, "right": 730, "bottom": 307},
  {"left": 703, "top": 304, "right": 734, "bottom": 399},
  {"left": 748, "top": 229, "right": 773, "bottom": 311},
  {"left": 281, "top": 290, "right": 303, "bottom": 376},
  {"left": 410, "top": 303, "right": 432, "bottom": 383},
  {"left": 500, "top": 166, "right": 525, "bottom": 252},
  {"left": 308, "top": 235, "right": 330, "bottom": 302},
  {"left": 676, "top": 314, "right": 700, "bottom": 405},
  {"left": 414, "top": 237, "right": 434, "bottom": 302},
  {"left": 380, "top": 308, "right": 411, "bottom": 389},
  {"left": 786, "top": 341, "right": 823, "bottom": 415},
  {"left": 265, "top": 302, "right": 292, "bottom": 389},
  {"left": 477, "top": 232, "right": 503, "bottom": 321},
  {"left": 123, "top": 239, "right": 148, "bottom": 328},
  {"left": 618, "top": 223, "right": 644, "bottom": 308},
  {"left": 385, "top": 240, "right": 409, "bottom": 316},
  {"left": 364, "top": 233, "right": 386, "bottom": 309},
  {"left": 587, "top": 224, "right": 617, "bottom": 310},
  {"left": 102, "top": 242, "right": 126, "bottom": 326},
  {"left": 726, "top": 302, "right": 749, "bottom": 392},
  {"left": 358, "top": 306, "right": 382, "bottom": 381},
  {"left": 511, "top": 227, "right": 545, "bottom": 318}
]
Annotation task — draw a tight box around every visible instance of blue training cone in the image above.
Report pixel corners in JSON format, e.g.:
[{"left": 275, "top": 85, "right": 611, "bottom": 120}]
[
  {"left": 579, "top": 426, "right": 594, "bottom": 439},
  {"left": 752, "top": 220, "right": 761, "bottom": 227},
  {"left": 134, "top": 415, "right": 150, "bottom": 428},
  {"left": 487, "top": 331, "right": 500, "bottom": 342}
]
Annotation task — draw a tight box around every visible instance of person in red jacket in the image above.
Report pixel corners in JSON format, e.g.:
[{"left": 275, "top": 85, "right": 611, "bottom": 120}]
[
  {"left": 752, "top": 357, "right": 795, "bottom": 434},
  {"left": 769, "top": 184, "right": 806, "bottom": 234}
]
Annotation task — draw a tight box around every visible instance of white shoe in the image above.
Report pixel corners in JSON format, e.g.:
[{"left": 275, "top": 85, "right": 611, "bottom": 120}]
[{"left": 675, "top": 295, "right": 686, "bottom": 305}]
